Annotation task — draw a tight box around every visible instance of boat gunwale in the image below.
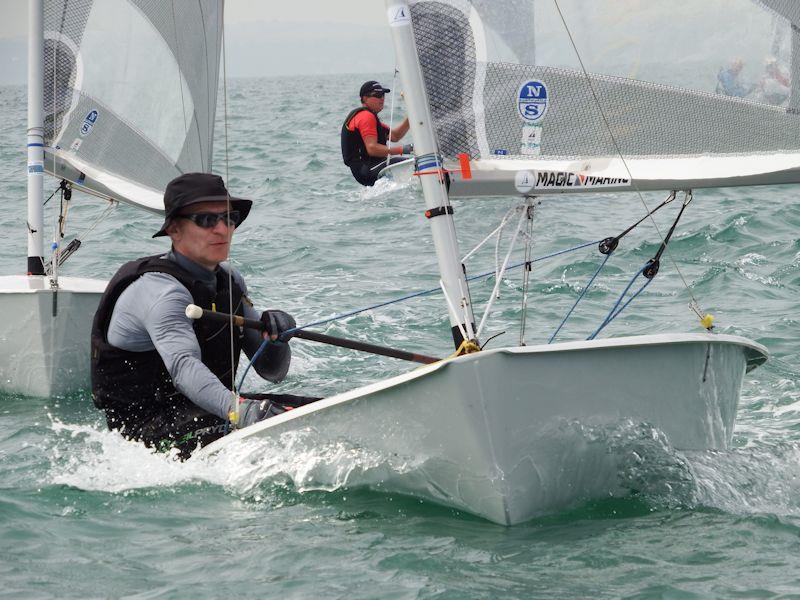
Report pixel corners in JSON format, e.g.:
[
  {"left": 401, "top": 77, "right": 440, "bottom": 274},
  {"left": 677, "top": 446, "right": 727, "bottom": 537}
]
[{"left": 195, "top": 331, "right": 767, "bottom": 458}]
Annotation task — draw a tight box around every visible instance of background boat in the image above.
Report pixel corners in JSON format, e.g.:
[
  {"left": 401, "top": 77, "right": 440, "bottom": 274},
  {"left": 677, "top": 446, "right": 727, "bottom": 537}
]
[{"left": 0, "top": 0, "right": 222, "bottom": 397}]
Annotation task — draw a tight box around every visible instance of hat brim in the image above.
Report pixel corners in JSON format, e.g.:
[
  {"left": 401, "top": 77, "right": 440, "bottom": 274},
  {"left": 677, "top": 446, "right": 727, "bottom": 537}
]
[
  {"left": 152, "top": 195, "right": 253, "bottom": 238},
  {"left": 361, "top": 87, "right": 391, "bottom": 97}
]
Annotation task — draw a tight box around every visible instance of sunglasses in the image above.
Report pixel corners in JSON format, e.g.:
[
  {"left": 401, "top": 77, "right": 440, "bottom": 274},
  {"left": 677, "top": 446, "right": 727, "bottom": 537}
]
[
  {"left": 367, "top": 92, "right": 385, "bottom": 99},
  {"left": 178, "top": 210, "right": 241, "bottom": 229}
]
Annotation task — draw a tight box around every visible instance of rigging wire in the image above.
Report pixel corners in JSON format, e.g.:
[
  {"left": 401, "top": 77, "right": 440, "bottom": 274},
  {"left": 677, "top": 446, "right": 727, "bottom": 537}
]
[
  {"left": 551, "top": 0, "right": 704, "bottom": 319},
  {"left": 219, "top": 9, "right": 240, "bottom": 415},
  {"left": 384, "top": 67, "right": 400, "bottom": 169},
  {"left": 45, "top": 199, "right": 117, "bottom": 272},
  {"left": 170, "top": 1, "right": 189, "bottom": 137}
]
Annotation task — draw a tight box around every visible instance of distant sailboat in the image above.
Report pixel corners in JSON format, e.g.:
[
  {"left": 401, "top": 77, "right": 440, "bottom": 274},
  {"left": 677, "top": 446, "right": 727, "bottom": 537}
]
[
  {"left": 0, "top": 0, "right": 223, "bottom": 397},
  {"left": 199, "top": 0, "right": 785, "bottom": 525}
]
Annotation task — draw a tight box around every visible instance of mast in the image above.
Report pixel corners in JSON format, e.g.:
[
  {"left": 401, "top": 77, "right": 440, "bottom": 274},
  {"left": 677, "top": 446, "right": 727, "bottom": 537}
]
[
  {"left": 27, "top": 0, "right": 45, "bottom": 275},
  {"left": 386, "top": 1, "right": 477, "bottom": 348}
]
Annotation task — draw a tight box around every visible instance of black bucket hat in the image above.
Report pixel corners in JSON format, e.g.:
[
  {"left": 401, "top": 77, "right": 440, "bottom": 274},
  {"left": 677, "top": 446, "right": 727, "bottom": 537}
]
[{"left": 153, "top": 172, "right": 252, "bottom": 238}]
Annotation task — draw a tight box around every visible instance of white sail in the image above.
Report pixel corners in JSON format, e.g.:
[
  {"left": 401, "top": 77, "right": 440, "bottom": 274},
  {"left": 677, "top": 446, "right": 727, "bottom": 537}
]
[
  {"left": 42, "top": 0, "right": 223, "bottom": 212},
  {"left": 406, "top": 0, "right": 800, "bottom": 196}
]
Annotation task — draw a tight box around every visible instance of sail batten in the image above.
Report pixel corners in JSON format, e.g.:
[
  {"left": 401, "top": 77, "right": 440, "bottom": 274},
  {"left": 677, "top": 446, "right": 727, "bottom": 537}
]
[
  {"left": 407, "top": 0, "right": 800, "bottom": 195},
  {"left": 43, "top": 0, "right": 222, "bottom": 212}
]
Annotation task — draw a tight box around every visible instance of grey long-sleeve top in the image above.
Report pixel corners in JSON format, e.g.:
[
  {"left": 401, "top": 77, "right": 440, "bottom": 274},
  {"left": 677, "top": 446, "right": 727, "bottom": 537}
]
[{"left": 106, "top": 250, "right": 290, "bottom": 420}]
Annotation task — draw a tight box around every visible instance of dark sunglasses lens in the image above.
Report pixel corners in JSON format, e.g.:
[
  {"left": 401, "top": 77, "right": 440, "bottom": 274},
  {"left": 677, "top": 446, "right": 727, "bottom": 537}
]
[
  {"left": 371, "top": 92, "right": 384, "bottom": 98},
  {"left": 190, "top": 211, "right": 241, "bottom": 228}
]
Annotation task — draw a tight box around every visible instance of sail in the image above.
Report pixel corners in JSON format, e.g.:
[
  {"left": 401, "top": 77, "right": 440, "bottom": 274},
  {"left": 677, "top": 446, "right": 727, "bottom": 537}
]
[
  {"left": 406, "top": 0, "right": 800, "bottom": 196},
  {"left": 42, "top": 0, "right": 223, "bottom": 212}
]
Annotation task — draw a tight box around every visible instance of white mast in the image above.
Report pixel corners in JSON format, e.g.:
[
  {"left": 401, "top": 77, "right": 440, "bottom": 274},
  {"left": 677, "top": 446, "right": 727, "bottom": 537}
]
[
  {"left": 386, "top": 1, "right": 477, "bottom": 348},
  {"left": 27, "top": 0, "right": 45, "bottom": 275}
]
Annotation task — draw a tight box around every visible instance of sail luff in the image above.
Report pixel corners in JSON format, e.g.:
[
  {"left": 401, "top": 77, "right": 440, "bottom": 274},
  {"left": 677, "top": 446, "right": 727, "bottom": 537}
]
[{"left": 386, "top": 0, "right": 478, "bottom": 347}]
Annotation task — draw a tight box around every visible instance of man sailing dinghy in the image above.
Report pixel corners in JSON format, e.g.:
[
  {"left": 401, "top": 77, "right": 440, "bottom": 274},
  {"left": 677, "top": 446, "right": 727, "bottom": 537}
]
[
  {"left": 341, "top": 80, "right": 413, "bottom": 186},
  {"left": 91, "top": 173, "right": 317, "bottom": 459}
]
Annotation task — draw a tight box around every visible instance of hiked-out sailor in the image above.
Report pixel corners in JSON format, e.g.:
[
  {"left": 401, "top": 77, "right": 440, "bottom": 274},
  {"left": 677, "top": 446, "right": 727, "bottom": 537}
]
[
  {"left": 716, "top": 58, "right": 753, "bottom": 98},
  {"left": 91, "top": 173, "right": 308, "bottom": 459},
  {"left": 341, "top": 80, "right": 413, "bottom": 186}
]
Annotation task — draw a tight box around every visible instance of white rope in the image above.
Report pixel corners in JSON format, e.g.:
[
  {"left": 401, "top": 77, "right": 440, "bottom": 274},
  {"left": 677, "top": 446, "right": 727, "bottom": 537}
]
[
  {"left": 461, "top": 205, "right": 516, "bottom": 264},
  {"left": 440, "top": 279, "right": 468, "bottom": 343},
  {"left": 494, "top": 207, "right": 522, "bottom": 289},
  {"left": 477, "top": 205, "right": 529, "bottom": 339}
]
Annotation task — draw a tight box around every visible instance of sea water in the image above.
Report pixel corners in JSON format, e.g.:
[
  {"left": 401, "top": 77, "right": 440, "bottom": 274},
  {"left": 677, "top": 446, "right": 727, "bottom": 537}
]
[{"left": 1, "top": 74, "right": 799, "bottom": 597}]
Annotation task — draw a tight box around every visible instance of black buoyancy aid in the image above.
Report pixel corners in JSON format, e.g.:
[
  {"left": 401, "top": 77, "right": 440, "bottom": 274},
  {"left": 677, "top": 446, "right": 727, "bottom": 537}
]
[
  {"left": 90, "top": 254, "right": 246, "bottom": 453},
  {"left": 340, "top": 107, "right": 388, "bottom": 167}
]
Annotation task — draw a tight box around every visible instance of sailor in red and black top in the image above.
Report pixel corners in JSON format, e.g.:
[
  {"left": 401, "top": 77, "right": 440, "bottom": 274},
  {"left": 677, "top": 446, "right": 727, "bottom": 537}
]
[{"left": 341, "top": 80, "right": 413, "bottom": 186}]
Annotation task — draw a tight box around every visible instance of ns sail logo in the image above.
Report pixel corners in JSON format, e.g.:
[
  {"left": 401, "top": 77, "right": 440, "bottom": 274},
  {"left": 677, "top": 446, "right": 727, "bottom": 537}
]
[{"left": 517, "top": 80, "right": 548, "bottom": 123}]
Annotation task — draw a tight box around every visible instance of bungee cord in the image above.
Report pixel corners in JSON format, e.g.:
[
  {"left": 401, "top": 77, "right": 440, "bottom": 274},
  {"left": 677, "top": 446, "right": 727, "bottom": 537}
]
[{"left": 518, "top": 201, "right": 535, "bottom": 346}]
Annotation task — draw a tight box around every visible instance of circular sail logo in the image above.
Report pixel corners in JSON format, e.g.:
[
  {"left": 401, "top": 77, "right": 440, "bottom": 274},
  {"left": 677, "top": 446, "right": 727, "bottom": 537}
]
[
  {"left": 515, "top": 170, "right": 536, "bottom": 193},
  {"left": 80, "top": 109, "right": 99, "bottom": 137},
  {"left": 517, "top": 80, "right": 548, "bottom": 122}
]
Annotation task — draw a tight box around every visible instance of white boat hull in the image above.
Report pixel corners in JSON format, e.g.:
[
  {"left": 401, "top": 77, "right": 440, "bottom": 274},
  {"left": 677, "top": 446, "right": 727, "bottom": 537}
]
[
  {"left": 198, "top": 333, "right": 767, "bottom": 525},
  {"left": 0, "top": 275, "right": 106, "bottom": 397}
]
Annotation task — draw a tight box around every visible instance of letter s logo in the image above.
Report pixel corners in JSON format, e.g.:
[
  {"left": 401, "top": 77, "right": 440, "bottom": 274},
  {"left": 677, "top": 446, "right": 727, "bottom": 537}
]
[{"left": 518, "top": 80, "right": 548, "bottom": 122}]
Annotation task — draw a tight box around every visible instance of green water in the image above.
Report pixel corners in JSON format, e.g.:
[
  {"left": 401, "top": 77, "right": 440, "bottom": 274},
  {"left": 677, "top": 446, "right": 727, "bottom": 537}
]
[{"left": 1, "top": 74, "right": 799, "bottom": 598}]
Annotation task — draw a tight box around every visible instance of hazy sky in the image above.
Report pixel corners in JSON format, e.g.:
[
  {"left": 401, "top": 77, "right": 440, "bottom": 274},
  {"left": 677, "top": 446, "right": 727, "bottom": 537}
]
[
  {"left": 0, "top": 0, "right": 387, "bottom": 35},
  {"left": 0, "top": 0, "right": 393, "bottom": 82}
]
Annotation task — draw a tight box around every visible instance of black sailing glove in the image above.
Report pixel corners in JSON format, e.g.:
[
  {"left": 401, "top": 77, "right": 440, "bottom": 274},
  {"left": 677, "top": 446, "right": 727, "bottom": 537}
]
[
  {"left": 259, "top": 309, "right": 297, "bottom": 341},
  {"left": 401, "top": 143, "right": 414, "bottom": 155},
  {"left": 230, "top": 396, "right": 286, "bottom": 428}
]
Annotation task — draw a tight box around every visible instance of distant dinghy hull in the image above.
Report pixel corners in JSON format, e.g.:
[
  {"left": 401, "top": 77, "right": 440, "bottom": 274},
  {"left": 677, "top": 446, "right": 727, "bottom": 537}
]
[
  {"left": 0, "top": 275, "right": 106, "bottom": 397},
  {"left": 197, "top": 333, "right": 767, "bottom": 525}
]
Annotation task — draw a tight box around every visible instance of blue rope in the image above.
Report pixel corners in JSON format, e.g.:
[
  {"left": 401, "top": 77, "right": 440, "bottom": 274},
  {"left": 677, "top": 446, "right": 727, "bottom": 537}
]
[
  {"left": 548, "top": 252, "right": 612, "bottom": 344},
  {"left": 236, "top": 239, "right": 601, "bottom": 388},
  {"left": 587, "top": 264, "right": 653, "bottom": 340},
  {"left": 284, "top": 239, "right": 603, "bottom": 336},
  {"left": 237, "top": 337, "right": 271, "bottom": 391}
]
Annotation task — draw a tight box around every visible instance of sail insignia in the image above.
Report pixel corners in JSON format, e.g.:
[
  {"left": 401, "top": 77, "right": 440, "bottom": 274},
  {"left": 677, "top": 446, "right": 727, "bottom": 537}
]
[{"left": 42, "top": 0, "right": 223, "bottom": 212}]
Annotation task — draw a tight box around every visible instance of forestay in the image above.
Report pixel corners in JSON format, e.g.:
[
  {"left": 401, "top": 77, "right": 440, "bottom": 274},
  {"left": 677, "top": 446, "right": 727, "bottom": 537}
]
[
  {"left": 407, "top": 0, "right": 800, "bottom": 196},
  {"left": 42, "top": 0, "right": 223, "bottom": 212}
]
